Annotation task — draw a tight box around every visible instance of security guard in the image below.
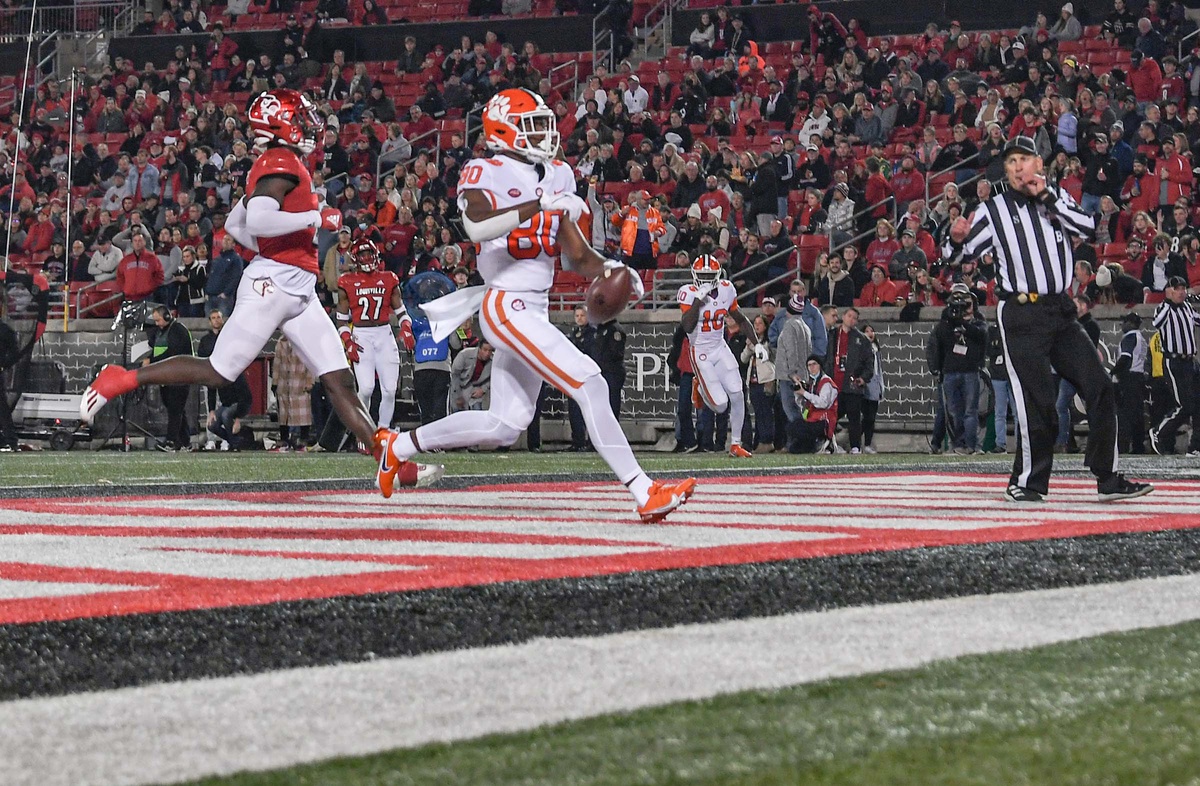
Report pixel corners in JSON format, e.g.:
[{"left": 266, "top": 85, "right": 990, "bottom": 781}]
[
  {"left": 945, "top": 135, "right": 1151, "bottom": 503},
  {"left": 1112, "top": 312, "right": 1148, "bottom": 455},
  {"left": 567, "top": 305, "right": 596, "bottom": 449},
  {"left": 591, "top": 317, "right": 627, "bottom": 420},
  {"left": 1149, "top": 276, "right": 1200, "bottom": 456}
]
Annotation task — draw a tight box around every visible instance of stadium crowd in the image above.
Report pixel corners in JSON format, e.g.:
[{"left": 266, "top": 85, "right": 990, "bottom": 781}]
[{"left": 1, "top": 0, "right": 1199, "bottom": 455}]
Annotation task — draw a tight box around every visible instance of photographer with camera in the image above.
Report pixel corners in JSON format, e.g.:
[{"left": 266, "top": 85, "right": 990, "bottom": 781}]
[
  {"left": 928, "top": 284, "right": 987, "bottom": 455},
  {"left": 1148, "top": 277, "right": 1200, "bottom": 456}
]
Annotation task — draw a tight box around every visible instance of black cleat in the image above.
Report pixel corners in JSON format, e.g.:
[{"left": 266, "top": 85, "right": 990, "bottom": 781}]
[
  {"left": 1098, "top": 475, "right": 1154, "bottom": 503},
  {"left": 1004, "top": 485, "right": 1045, "bottom": 503}
]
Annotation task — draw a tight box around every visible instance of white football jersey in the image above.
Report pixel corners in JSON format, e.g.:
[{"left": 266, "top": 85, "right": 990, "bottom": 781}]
[
  {"left": 456, "top": 155, "right": 577, "bottom": 292},
  {"left": 678, "top": 280, "right": 740, "bottom": 352}
]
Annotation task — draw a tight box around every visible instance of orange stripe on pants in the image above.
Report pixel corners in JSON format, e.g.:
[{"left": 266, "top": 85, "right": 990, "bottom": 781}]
[
  {"left": 481, "top": 291, "right": 582, "bottom": 393},
  {"left": 690, "top": 345, "right": 718, "bottom": 410}
]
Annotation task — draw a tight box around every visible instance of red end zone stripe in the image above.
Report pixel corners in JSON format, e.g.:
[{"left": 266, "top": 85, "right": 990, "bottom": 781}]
[{"left": 0, "top": 475, "right": 1195, "bottom": 625}]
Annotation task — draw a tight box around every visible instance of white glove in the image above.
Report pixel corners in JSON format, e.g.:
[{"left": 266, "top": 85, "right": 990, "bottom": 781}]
[
  {"left": 541, "top": 191, "right": 587, "bottom": 222},
  {"left": 754, "top": 343, "right": 770, "bottom": 363},
  {"left": 605, "top": 259, "right": 645, "bottom": 301}
]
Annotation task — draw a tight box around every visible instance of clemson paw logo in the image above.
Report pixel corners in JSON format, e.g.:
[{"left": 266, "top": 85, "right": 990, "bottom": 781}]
[{"left": 485, "top": 94, "right": 512, "bottom": 123}]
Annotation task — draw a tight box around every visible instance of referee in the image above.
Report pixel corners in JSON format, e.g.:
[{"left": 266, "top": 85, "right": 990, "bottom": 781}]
[
  {"left": 1149, "top": 276, "right": 1200, "bottom": 456},
  {"left": 945, "top": 135, "right": 1151, "bottom": 503}
]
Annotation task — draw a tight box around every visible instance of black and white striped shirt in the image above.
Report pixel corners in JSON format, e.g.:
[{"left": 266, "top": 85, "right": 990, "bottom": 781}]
[
  {"left": 943, "top": 185, "right": 1095, "bottom": 296},
  {"left": 1152, "top": 299, "right": 1200, "bottom": 357}
]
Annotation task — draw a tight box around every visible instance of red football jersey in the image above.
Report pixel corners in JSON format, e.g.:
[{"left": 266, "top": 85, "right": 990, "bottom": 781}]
[
  {"left": 339, "top": 270, "right": 401, "bottom": 325},
  {"left": 246, "top": 147, "right": 320, "bottom": 275}
]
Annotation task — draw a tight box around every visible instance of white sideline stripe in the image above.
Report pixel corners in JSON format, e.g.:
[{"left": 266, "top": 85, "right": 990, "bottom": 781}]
[
  {"left": 6, "top": 573, "right": 1200, "bottom": 786},
  {"left": 0, "top": 580, "right": 140, "bottom": 600}
]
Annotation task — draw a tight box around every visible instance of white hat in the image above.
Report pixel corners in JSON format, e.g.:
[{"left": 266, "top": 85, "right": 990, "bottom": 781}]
[
  {"left": 1095, "top": 265, "right": 1112, "bottom": 287},
  {"left": 710, "top": 206, "right": 723, "bottom": 221},
  {"left": 1062, "top": 2, "right": 1073, "bottom": 13},
  {"left": 135, "top": 89, "right": 147, "bottom": 99},
  {"left": 628, "top": 74, "right": 639, "bottom": 82},
  {"left": 686, "top": 203, "right": 702, "bottom": 219}
]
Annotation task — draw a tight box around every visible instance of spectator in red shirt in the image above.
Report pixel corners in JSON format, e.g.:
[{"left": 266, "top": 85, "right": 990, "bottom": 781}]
[
  {"left": 1127, "top": 50, "right": 1163, "bottom": 108},
  {"left": 857, "top": 265, "right": 900, "bottom": 306},
  {"left": 21, "top": 210, "right": 55, "bottom": 256},
  {"left": 890, "top": 154, "right": 926, "bottom": 215},
  {"left": 1158, "top": 135, "right": 1193, "bottom": 206},
  {"left": 864, "top": 160, "right": 893, "bottom": 220},
  {"left": 1120, "top": 154, "right": 1159, "bottom": 216},
  {"left": 865, "top": 219, "right": 899, "bottom": 270},
  {"left": 116, "top": 230, "right": 164, "bottom": 303}
]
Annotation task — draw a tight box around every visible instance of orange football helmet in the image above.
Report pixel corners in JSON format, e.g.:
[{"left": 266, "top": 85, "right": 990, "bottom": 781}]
[
  {"left": 691, "top": 254, "right": 723, "bottom": 287},
  {"left": 352, "top": 238, "right": 380, "bottom": 273},
  {"left": 247, "top": 89, "right": 323, "bottom": 154},
  {"left": 482, "top": 88, "right": 559, "bottom": 164}
]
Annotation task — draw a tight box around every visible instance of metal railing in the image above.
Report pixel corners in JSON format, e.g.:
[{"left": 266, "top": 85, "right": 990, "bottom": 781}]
[
  {"left": 548, "top": 60, "right": 579, "bottom": 107},
  {"left": 373, "top": 126, "right": 442, "bottom": 189},
  {"left": 72, "top": 281, "right": 125, "bottom": 319},
  {"left": 635, "top": 0, "right": 679, "bottom": 62},
  {"left": 1180, "top": 28, "right": 1200, "bottom": 60},
  {"left": 592, "top": 4, "right": 616, "bottom": 73},
  {"left": 0, "top": 2, "right": 132, "bottom": 41},
  {"left": 923, "top": 149, "right": 984, "bottom": 211}
]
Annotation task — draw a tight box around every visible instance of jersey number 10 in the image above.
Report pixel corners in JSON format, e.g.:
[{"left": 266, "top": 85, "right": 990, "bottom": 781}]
[
  {"left": 508, "top": 212, "right": 561, "bottom": 260},
  {"left": 700, "top": 308, "right": 727, "bottom": 332}
]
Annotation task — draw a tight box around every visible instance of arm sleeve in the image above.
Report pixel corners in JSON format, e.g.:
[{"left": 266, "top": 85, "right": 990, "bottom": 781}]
[
  {"left": 224, "top": 197, "right": 259, "bottom": 251},
  {"left": 1152, "top": 302, "right": 1171, "bottom": 328},
  {"left": 1042, "top": 186, "right": 1095, "bottom": 238},
  {"left": 942, "top": 205, "right": 996, "bottom": 265},
  {"left": 244, "top": 195, "right": 320, "bottom": 238}
]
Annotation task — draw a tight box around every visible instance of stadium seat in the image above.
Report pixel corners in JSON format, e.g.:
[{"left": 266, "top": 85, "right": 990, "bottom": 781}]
[{"left": 797, "top": 234, "right": 828, "bottom": 275}]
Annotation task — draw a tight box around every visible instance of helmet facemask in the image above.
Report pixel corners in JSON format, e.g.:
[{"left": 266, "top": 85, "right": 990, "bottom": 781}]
[
  {"left": 513, "top": 109, "right": 559, "bottom": 163},
  {"left": 691, "top": 257, "right": 723, "bottom": 288}
]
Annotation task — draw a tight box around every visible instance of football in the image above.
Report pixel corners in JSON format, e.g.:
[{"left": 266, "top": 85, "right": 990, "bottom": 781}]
[{"left": 585, "top": 265, "right": 636, "bottom": 325}]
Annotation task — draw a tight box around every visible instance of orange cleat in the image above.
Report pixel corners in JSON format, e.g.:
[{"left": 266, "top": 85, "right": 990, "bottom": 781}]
[
  {"left": 729, "top": 444, "right": 753, "bottom": 458},
  {"left": 691, "top": 377, "right": 703, "bottom": 409},
  {"left": 80, "top": 364, "right": 138, "bottom": 424},
  {"left": 374, "top": 429, "right": 444, "bottom": 499},
  {"left": 637, "top": 477, "right": 698, "bottom": 523}
]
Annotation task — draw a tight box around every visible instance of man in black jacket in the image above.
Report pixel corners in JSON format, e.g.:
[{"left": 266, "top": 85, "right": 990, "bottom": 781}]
[
  {"left": 928, "top": 285, "right": 987, "bottom": 455},
  {"left": 824, "top": 306, "right": 875, "bottom": 453},
  {"left": 1080, "top": 133, "right": 1120, "bottom": 215},
  {"left": 146, "top": 306, "right": 194, "bottom": 451},
  {"left": 750, "top": 151, "right": 779, "bottom": 235}
]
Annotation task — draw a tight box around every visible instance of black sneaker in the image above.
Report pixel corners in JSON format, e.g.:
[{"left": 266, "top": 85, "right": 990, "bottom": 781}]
[
  {"left": 1004, "top": 485, "right": 1045, "bottom": 503},
  {"left": 1098, "top": 475, "right": 1154, "bottom": 503}
]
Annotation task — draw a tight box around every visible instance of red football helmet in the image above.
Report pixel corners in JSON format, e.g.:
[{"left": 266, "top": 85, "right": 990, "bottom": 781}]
[
  {"left": 482, "top": 88, "right": 559, "bottom": 164},
  {"left": 691, "top": 254, "right": 723, "bottom": 287},
  {"left": 247, "top": 89, "right": 323, "bottom": 154},
  {"left": 353, "top": 238, "right": 380, "bottom": 273}
]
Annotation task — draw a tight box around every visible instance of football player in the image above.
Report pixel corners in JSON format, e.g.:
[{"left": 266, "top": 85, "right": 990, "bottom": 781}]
[
  {"left": 337, "top": 238, "right": 413, "bottom": 429},
  {"left": 79, "top": 89, "right": 441, "bottom": 490},
  {"left": 377, "top": 87, "right": 697, "bottom": 522},
  {"left": 678, "top": 254, "right": 767, "bottom": 458}
]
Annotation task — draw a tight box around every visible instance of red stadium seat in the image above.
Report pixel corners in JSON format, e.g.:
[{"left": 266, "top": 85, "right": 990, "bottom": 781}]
[{"left": 797, "top": 234, "right": 828, "bottom": 275}]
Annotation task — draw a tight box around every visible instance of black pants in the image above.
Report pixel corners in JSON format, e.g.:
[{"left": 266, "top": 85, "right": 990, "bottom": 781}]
[
  {"left": 0, "top": 372, "right": 17, "bottom": 448},
  {"left": 1155, "top": 357, "right": 1198, "bottom": 453},
  {"left": 413, "top": 369, "right": 450, "bottom": 425},
  {"left": 161, "top": 385, "right": 191, "bottom": 449},
  {"left": 997, "top": 295, "right": 1117, "bottom": 494},
  {"left": 862, "top": 398, "right": 879, "bottom": 447},
  {"left": 838, "top": 392, "right": 864, "bottom": 450},
  {"left": 525, "top": 383, "right": 549, "bottom": 450},
  {"left": 787, "top": 419, "right": 827, "bottom": 453},
  {"left": 1115, "top": 372, "right": 1146, "bottom": 455},
  {"left": 601, "top": 370, "right": 623, "bottom": 421}
]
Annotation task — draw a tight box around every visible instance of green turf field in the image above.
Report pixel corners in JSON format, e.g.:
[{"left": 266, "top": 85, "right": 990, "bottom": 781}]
[
  {"left": 185, "top": 621, "right": 1200, "bottom": 786},
  {"left": 0, "top": 449, "right": 973, "bottom": 489}
]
